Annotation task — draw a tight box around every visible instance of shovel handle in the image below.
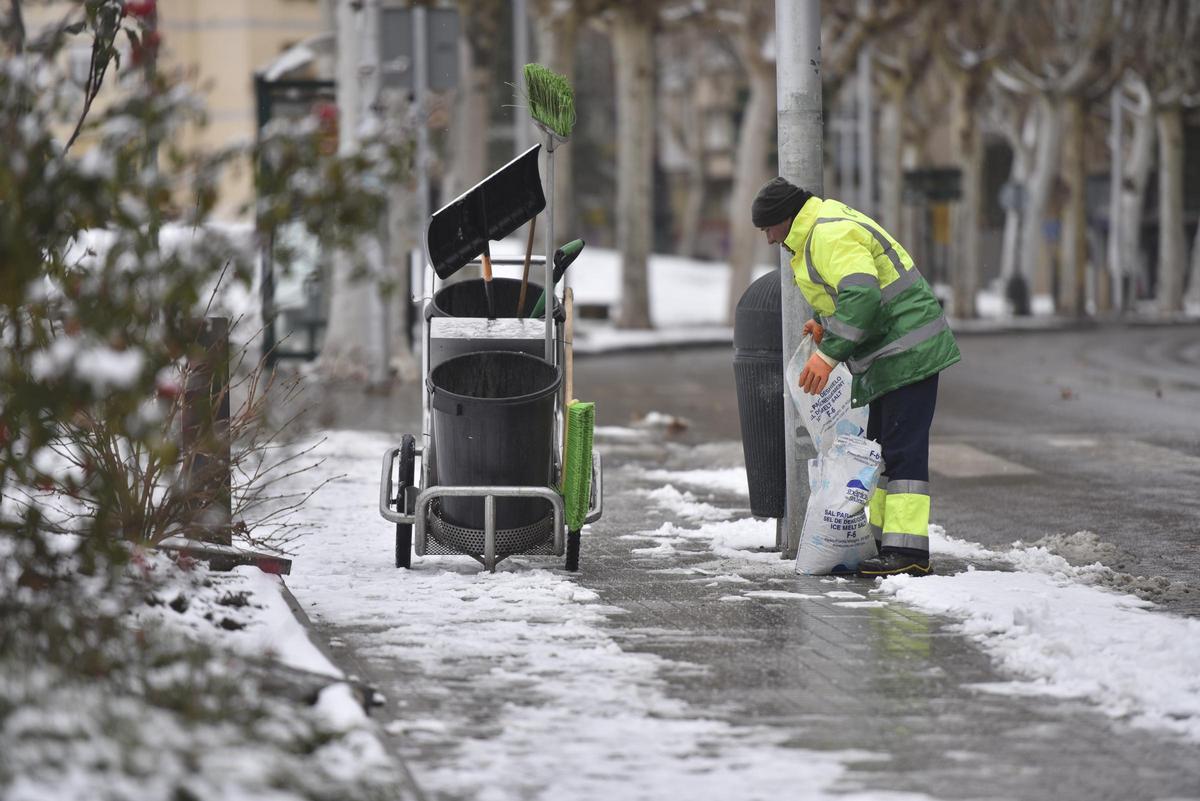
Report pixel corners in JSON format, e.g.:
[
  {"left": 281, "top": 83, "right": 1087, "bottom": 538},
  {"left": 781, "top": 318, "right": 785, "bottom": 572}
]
[
  {"left": 517, "top": 216, "right": 537, "bottom": 316},
  {"left": 560, "top": 287, "right": 574, "bottom": 486}
]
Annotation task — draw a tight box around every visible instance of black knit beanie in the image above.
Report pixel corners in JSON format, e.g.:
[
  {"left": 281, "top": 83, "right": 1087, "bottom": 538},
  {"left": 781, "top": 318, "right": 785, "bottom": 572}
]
[{"left": 751, "top": 177, "right": 812, "bottom": 228}]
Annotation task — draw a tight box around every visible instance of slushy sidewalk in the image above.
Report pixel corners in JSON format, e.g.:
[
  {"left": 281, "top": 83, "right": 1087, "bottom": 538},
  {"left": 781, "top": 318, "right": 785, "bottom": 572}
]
[{"left": 279, "top": 415, "right": 1200, "bottom": 801}]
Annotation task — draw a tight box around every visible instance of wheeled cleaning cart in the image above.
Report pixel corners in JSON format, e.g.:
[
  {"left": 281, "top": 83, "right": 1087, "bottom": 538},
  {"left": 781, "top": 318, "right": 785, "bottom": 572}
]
[{"left": 378, "top": 145, "right": 602, "bottom": 572}]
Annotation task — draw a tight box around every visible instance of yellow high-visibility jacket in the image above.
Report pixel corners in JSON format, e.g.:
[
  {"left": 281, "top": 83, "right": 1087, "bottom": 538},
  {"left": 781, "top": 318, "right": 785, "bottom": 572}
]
[{"left": 784, "top": 196, "right": 961, "bottom": 406}]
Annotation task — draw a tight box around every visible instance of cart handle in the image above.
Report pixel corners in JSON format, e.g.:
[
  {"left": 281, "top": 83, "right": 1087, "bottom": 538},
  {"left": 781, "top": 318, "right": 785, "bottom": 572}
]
[{"left": 380, "top": 448, "right": 603, "bottom": 529}]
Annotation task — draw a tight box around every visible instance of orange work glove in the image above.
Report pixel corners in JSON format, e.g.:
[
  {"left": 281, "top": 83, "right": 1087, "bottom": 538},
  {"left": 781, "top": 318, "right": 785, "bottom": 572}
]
[
  {"left": 802, "top": 319, "right": 824, "bottom": 344},
  {"left": 798, "top": 352, "right": 834, "bottom": 395}
]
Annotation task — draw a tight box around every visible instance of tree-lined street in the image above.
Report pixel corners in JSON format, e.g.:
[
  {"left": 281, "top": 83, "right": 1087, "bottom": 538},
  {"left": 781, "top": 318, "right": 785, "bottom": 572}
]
[{"left": 4, "top": 1, "right": 1200, "bottom": 798}]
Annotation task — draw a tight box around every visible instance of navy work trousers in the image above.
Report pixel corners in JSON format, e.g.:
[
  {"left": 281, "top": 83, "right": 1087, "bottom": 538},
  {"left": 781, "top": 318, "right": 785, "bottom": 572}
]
[{"left": 866, "top": 372, "right": 939, "bottom": 486}]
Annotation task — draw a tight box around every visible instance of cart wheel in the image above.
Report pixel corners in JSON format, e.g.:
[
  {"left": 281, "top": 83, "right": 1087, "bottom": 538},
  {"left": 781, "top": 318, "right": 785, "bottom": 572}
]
[
  {"left": 395, "top": 435, "right": 416, "bottom": 569},
  {"left": 565, "top": 529, "right": 580, "bottom": 572}
]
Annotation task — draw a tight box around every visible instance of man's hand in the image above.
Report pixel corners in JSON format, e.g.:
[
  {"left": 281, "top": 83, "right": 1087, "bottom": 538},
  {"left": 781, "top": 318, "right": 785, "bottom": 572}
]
[
  {"left": 802, "top": 319, "right": 824, "bottom": 344},
  {"left": 798, "top": 352, "right": 834, "bottom": 395}
]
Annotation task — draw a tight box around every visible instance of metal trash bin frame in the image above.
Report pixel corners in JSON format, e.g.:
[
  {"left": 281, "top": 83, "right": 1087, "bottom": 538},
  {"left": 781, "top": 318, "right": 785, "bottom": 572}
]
[
  {"left": 375, "top": 145, "right": 602, "bottom": 571},
  {"left": 376, "top": 258, "right": 603, "bottom": 571}
]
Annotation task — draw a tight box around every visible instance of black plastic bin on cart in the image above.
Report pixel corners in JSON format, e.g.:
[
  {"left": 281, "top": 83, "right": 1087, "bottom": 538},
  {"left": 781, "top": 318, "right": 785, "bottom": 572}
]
[
  {"left": 428, "top": 351, "right": 563, "bottom": 530},
  {"left": 732, "top": 270, "right": 785, "bottom": 518},
  {"left": 431, "top": 277, "right": 542, "bottom": 319}
]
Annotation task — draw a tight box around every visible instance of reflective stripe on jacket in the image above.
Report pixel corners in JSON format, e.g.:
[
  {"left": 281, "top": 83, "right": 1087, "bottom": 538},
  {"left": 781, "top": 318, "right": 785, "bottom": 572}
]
[{"left": 784, "top": 196, "right": 961, "bottom": 407}]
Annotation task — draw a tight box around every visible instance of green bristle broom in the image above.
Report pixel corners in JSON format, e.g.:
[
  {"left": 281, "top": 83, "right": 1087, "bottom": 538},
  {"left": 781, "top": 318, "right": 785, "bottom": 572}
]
[
  {"left": 523, "top": 63, "right": 576, "bottom": 140},
  {"left": 560, "top": 401, "right": 594, "bottom": 572},
  {"left": 521, "top": 64, "right": 575, "bottom": 345}
]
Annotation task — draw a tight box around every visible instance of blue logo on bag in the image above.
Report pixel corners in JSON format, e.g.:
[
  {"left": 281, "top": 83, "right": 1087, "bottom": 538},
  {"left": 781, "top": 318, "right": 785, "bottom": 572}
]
[{"left": 845, "top": 479, "right": 870, "bottom": 505}]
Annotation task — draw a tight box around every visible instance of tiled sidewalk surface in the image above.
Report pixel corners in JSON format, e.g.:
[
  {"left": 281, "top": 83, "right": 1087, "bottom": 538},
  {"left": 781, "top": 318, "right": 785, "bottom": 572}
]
[
  {"left": 299, "top": 430, "right": 1200, "bottom": 801},
  {"left": 576, "top": 438, "right": 1200, "bottom": 801}
]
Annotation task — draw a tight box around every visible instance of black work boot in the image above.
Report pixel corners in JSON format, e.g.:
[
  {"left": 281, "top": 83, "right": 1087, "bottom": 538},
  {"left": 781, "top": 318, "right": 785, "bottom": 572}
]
[{"left": 857, "top": 547, "right": 930, "bottom": 577}]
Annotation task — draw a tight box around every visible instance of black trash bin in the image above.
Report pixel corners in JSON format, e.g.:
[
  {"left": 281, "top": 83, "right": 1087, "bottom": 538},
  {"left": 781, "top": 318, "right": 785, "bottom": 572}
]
[
  {"left": 732, "top": 271, "right": 785, "bottom": 518},
  {"left": 432, "top": 277, "right": 543, "bottom": 318},
  {"left": 428, "top": 350, "right": 562, "bottom": 530}
]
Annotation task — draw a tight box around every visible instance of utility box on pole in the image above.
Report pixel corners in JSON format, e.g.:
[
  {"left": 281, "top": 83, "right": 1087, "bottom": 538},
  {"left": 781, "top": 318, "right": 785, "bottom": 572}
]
[{"left": 775, "top": 1, "right": 822, "bottom": 559}]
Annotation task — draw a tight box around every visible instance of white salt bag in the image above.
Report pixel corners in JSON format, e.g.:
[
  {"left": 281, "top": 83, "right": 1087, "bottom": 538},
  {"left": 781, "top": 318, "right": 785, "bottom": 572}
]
[
  {"left": 785, "top": 334, "right": 868, "bottom": 455},
  {"left": 795, "top": 434, "right": 883, "bottom": 575}
]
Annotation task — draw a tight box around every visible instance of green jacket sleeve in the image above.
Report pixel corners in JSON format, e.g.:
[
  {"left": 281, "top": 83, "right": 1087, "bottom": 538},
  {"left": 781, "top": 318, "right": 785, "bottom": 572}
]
[
  {"left": 815, "top": 231, "right": 882, "bottom": 363},
  {"left": 819, "top": 281, "right": 881, "bottom": 362}
]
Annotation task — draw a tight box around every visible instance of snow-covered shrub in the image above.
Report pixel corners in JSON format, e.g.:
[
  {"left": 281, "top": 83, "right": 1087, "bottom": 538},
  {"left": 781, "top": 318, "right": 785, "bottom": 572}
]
[
  {"left": 1, "top": 6, "right": 410, "bottom": 798},
  {"left": 1, "top": 1, "right": 408, "bottom": 582},
  {"left": 0, "top": 0, "right": 402, "bottom": 654}
]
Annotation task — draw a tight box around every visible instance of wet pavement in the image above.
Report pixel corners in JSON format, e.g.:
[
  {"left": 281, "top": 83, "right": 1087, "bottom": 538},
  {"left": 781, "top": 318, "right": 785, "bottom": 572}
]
[
  {"left": 283, "top": 323, "right": 1200, "bottom": 800},
  {"left": 586, "top": 435, "right": 1200, "bottom": 801}
]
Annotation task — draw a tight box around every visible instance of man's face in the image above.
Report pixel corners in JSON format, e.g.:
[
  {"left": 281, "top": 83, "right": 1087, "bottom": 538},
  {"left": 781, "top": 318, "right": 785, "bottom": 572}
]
[{"left": 760, "top": 220, "right": 790, "bottom": 246}]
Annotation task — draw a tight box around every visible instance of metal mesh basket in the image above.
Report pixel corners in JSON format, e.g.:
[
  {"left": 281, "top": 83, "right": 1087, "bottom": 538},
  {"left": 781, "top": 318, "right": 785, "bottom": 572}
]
[{"left": 426, "top": 500, "right": 556, "bottom": 558}]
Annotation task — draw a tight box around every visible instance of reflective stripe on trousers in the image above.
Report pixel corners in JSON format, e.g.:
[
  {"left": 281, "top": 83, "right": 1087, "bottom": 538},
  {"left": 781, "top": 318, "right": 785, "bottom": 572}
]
[
  {"left": 868, "top": 474, "right": 888, "bottom": 545},
  {"left": 881, "top": 478, "right": 930, "bottom": 552}
]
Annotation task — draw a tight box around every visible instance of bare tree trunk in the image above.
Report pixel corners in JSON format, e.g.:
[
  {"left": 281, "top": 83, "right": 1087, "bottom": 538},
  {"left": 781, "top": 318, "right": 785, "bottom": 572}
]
[
  {"left": 612, "top": 9, "right": 654, "bottom": 329},
  {"left": 999, "top": 106, "right": 1034, "bottom": 284},
  {"left": 384, "top": 93, "right": 419, "bottom": 382},
  {"left": 674, "top": 50, "right": 706, "bottom": 259},
  {"left": 534, "top": 10, "right": 579, "bottom": 239},
  {"left": 448, "top": 56, "right": 491, "bottom": 198},
  {"left": 725, "top": 62, "right": 776, "bottom": 323},
  {"left": 950, "top": 74, "right": 982, "bottom": 319},
  {"left": 677, "top": 156, "right": 705, "bottom": 258},
  {"left": 877, "top": 81, "right": 904, "bottom": 234},
  {"left": 318, "top": 0, "right": 381, "bottom": 380},
  {"left": 1156, "top": 105, "right": 1186, "bottom": 314},
  {"left": 1020, "top": 94, "right": 1061, "bottom": 300},
  {"left": 446, "top": 2, "right": 503, "bottom": 197},
  {"left": 1059, "top": 95, "right": 1087, "bottom": 316},
  {"left": 1187, "top": 214, "right": 1200, "bottom": 306},
  {"left": 1105, "top": 87, "right": 1122, "bottom": 312},
  {"left": 316, "top": 0, "right": 337, "bottom": 77},
  {"left": 1120, "top": 86, "right": 1155, "bottom": 304}
]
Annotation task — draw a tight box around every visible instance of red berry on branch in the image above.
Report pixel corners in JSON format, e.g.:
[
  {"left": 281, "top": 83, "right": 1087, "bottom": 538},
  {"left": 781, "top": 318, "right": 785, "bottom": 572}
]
[
  {"left": 130, "top": 29, "right": 162, "bottom": 67},
  {"left": 155, "top": 376, "right": 182, "bottom": 401},
  {"left": 314, "top": 101, "right": 338, "bottom": 124},
  {"left": 125, "top": 0, "right": 156, "bottom": 18}
]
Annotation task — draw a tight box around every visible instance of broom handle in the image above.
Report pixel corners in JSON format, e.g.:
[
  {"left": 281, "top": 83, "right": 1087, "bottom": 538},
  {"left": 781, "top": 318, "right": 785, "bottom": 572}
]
[
  {"left": 517, "top": 215, "right": 537, "bottom": 316},
  {"left": 560, "top": 287, "right": 574, "bottom": 486}
]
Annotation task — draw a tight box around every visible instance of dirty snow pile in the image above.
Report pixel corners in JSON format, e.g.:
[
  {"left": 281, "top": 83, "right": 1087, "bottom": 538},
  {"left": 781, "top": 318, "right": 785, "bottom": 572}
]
[
  {"left": 876, "top": 533, "right": 1200, "bottom": 742},
  {"left": 0, "top": 542, "right": 401, "bottom": 801}
]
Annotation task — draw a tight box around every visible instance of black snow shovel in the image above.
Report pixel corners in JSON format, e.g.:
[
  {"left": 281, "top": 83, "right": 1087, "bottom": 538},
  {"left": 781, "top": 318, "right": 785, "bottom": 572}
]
[{"left": 425, "top": 145, "right": 547, "bottom": 300}]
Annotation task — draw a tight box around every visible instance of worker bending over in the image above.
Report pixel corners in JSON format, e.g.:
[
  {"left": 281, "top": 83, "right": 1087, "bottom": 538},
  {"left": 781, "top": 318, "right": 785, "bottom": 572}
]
[{"left": 753, "top": 177, "right": 961, "bottom": 577}]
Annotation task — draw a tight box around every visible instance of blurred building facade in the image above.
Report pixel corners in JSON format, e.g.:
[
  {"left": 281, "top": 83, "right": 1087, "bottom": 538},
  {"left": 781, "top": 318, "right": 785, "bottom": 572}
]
[
  {"left": 27, "top": 0, "right": 328, "bottom": 221},
  {"left": 162, "top": 0, "right": 327, "bottom": 219}
]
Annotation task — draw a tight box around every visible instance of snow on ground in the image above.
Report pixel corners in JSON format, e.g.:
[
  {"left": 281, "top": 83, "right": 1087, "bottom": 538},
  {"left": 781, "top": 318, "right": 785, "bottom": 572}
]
[
  {"left": 131, "top": 562, "right": 340, "bottom": 676},
  {"left": 878, "top": 530, "right": 1200, "bottom": 743},
  {"left": 637, "top": 466, "right": 750, "bottom": 497},
  {"left": 281, "top": 430, "right": 931, "bottom": 801},
  {"left": 0, "top": 547, "right": 401, "bottom": 801},
  {"left": 634, "top": 485, "right": 732, "bottom": 522},
  {"left": 622, "top": 465, "right": 1200, "bottom": 744}
]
